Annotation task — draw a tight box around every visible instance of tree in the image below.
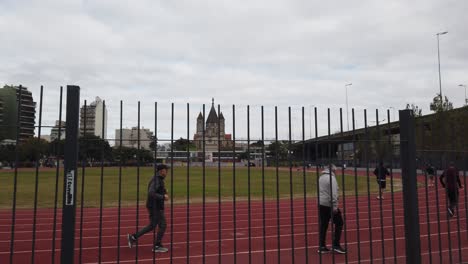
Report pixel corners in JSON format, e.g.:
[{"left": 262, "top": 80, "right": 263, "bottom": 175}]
[
  {"left": 406, "top": 103, "right": 422, "bottom": 117},
  {"left": 171, "top": 138, "right": 196, "bottom": 151},
  {"left": 18, "top": 138, "right": 50, "bottom": 162},
  {"left": 49, "top": 139, "right": 65, "bottom": 157},
  {"left": 0, "top": 144, "right": 16, "bottom": 166},
  {"left": 113, "top": 146, "right": 154, "bottom": 165},
  {"left": 250, "top": 140, "right": 264, "bottom": 147},
  {"left": 79, "top": 135, "right": 113, "bottom": 162},
  {"left": 267, "top": 141, "right": 289, "bottom": 161},
  {"left": 430, "top": 94, "right": 453, "bottom": 113}
]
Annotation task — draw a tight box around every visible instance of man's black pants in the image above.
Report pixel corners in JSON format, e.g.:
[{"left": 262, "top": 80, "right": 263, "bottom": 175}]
[
  {"left": 447, "top": 189, "right": 459, "bottom": 211},
  {"left": 133, "top": 209, "right": 166, "bottom": 245},
  {"left": 319, "top": 205, "right": 344, "bottom": 247}
]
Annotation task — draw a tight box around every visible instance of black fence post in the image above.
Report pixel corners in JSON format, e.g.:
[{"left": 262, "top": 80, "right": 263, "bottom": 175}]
[
  {"left": 60, "top": 85, "right": 80, "bottom": 264},
  {"left": 399, "top": 109, "right": 421, "bottom": 264}
]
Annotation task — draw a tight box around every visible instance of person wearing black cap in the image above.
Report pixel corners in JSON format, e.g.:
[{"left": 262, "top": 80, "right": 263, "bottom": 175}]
[{"left": 127, "top": 164, "right": 169, "bottom": 252}]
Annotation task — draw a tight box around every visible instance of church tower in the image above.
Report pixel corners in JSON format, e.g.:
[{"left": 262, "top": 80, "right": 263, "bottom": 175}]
[
  {"left": 193, "top": 98, "right": 232, "bottom": 154},
  {"left": 196, "top": 112, "right": 203, "bottom": 134}
]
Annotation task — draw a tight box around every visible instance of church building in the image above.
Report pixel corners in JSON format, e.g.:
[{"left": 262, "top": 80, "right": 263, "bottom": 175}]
[{"left": 193, "top": 99, "right": 233, "bottom": 153}]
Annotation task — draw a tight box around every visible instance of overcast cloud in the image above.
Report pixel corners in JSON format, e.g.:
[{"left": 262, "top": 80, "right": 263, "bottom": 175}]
[{"left": 1, "top": 0, "right": 467, "bottom": 141}]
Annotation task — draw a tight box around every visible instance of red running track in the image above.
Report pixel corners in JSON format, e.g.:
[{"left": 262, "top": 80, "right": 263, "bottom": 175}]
[{"left": 1, "top": 177, "right": 468, "bottom": 263}]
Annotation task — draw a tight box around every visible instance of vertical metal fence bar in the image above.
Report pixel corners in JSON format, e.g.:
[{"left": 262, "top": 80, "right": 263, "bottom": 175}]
[
  {"left": 445, "top": 119, "right": 454, "bottom": 264},
  {"left": 288, "top": 107, "right": 295, "bottom": 264},
  {"left": 464, "top": 154, "right": 468, "bottom": 239},
  {"left": 202, "top": 104, "right": 206, "bottom": 263},
  {"left": 314, "top": 107, "right": 322, "bottom": 264},
  {"left": 453, "top": 121, "right": 462, "bottom": 264},
  {"left": 153, "top": 101, "right": 158, "bottom": 264},
  {"left": 134, "top": 101, "right": 141, "bottom": 262},
  {"left": 433, "top": 113, "right": 443, "bottom": 264},
  {"left": 463, "top": 120, "right": 468, "bottom": 243},
  {"left": 117, "top": 101, "right": 123, "bottom": 264},
  {"left": 31, "top": 85, "right": 43, "bottom": 264},
  {"left": 60, "top": 85, "right": 80, "bottom": 264},
  {"left": 352, "top": 109, "right": 361, "bottom": 262},
  {"left": 170, "top": 103, "right": 174, "bottom": 262},
  {"left": 247, "top": 105, "right": 252, "bottom": 264},
  {"left": 301, "top": 107, "right": 309, "bottom": 264},
  {"left": 419, "top": 115, "right": 432, "bottom": 264},
  {"left": 79, "top": 100, "right": 87, "bottom": 264},
  {"left": 261, "top": 106, "right": 266, "bottom": 264},
  {"left": 51, "top": 86, "right": 63, "bottom": 264},
  {"left": 464, "top": 123, "right": 468, "bottom": 242},
  {"left": 186, "top": 103, "right": 190, "bottom": 264},
  {"left": 376, "top": 110, "right": 385, "bottom": 264},
  {"left": 339, "top": 108, "right": 348, "bottom": 264},
  {"left": 327, "top": 108, "right": 335, "bottom": 264},
  {"left": 399, "top": 109, "right": 421, "bottom": 264},
  {"left": 275, "top": 106, "right": 281, "bottom": 263},
  {"left": 9, "top": 85, "right": 22, "bottom": 264},
  {"left": 98, "top": 100, "right": 106, "bottom": 264},
  {"left": 364, "top": 109, "right": 374, "bottom": 263},
  {"left": 138, "top": 102, "right": 143, "bottom": 262},
  {"left": 386, "top": 111, "right": 397, "bottom": 264},
  {"left": 218, "top": 104, "right": 222, "bottom": 263},
  {"left": 232, "top": 104, "right": 237, "bottom": 264}
]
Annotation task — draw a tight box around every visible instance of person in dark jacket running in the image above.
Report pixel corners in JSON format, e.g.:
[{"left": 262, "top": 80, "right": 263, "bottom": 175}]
[
  {"left": 426, "top": 163, "right": 436, "bottom": 187},
  {"left": 127, "top": 164, "right": 169, "bottom": 252},
  {"left": 440, "top": 162, "right": 463, "bottom": 217},
  {"left": 373, "top": 161, "right": 390, "bottom": 200}
]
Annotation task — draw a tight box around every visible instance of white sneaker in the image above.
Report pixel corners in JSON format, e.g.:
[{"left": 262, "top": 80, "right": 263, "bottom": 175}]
[
  {"left": 153, "top": 245, "right": 169, "bottom": 253},
  {"left": 127, "top": 234, "right": 136, "bottom": 248}
]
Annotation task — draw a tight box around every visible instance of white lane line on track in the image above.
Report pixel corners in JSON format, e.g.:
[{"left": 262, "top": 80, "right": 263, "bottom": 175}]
[
  {"left": 1, "top": 207, "right": 464, "bottom": 235},
  {"left": 80, "top": 234, "right": 468, "bottom": 264},
  {"left": 1, "top": 223, "right": 465, "bottom": 254}
]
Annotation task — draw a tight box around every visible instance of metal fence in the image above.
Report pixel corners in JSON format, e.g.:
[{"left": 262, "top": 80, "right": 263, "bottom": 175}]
[{"left": 1, "top": 85, "right": 467, "bottom": 264}]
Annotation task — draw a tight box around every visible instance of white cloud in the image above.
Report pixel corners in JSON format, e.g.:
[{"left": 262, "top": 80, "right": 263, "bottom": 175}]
[{"left": 0, "top": 0, "right": 467, "bottom": 140}]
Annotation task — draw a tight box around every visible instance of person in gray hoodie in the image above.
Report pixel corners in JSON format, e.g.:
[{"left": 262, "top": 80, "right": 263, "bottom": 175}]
[{"left": 318, "top": 164, "right": 346, "bottom": 254}]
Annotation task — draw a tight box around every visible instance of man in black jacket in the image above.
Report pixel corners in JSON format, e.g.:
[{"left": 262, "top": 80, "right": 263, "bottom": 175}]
[
  {"left": 374, "top": 161, "right": 390, "bottom": 200},
  {"left": 127, "top": 164, "right": 169, "bottom": 252},
  {"left": 440, "top": 162, "right": 463, "bottom": 217}
]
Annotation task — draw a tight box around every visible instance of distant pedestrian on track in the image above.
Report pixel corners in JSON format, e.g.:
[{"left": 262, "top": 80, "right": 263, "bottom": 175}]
[
  {"left": 373, "top": 161, "right": 389, "bottom": 200},
  {"left": 440, "top": 162, "right": 463, "bottom": 218},
  {"left": 317, "top": 164, "right": 347, "bottom": 254},
  {"left": 127, "top": 164, "right": 170, "bottom": 252},
  {"left": 425, "top": 163, "right": 436, "bottom": 187}
]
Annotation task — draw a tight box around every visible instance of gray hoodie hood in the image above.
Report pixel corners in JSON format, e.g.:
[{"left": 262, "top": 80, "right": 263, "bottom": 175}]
[{"left": 319, "top": 169, "right": 339, "bottom": 210}]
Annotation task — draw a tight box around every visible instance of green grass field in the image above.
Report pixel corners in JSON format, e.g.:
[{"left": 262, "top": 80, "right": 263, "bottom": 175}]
[{"left": 0, "top": 167, "right": 401, "bottom": 209}]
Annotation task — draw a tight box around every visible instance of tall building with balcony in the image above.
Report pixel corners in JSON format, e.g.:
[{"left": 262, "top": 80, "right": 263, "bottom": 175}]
[
  {"left": 79, "top": 97, "right": 107, "bottom": 139},
  {"left": 0, "top": 85, "right": 36, "bottom": 141}
]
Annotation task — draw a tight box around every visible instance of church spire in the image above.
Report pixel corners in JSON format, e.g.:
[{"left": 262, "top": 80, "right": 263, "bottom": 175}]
[{"left": 212, "top": 98, "right": 214, "bottom": 107}]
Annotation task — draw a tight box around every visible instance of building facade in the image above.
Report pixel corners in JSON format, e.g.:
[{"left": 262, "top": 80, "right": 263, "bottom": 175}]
[
  {"left": 0, "top": 85, "right": 36, "bottom": 141},
  {"left": 79, "top": 97, "right": 107, "bottom": 139},
  {"left": 193, "top": 99, "right": 233, "bottom": 159},
  {"left": 50, "top": 120, "right": 66, "bottom": 141},
  {"left": 115, "top": 127, "right": 154, "bottom": 150}
]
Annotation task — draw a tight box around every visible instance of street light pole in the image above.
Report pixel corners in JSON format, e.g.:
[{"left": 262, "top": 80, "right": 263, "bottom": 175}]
[
  {"left": 389, "top": 107, "right": 396, "bottom": 122},
  {"left": 459, "top": 84, "right": 467, "bottom": 106},
  {"left": 436, "top": 31, "right": 448, "bottom": 104},
  {"left": 345, "top": 83, "right": 352, "bottom": 131}
]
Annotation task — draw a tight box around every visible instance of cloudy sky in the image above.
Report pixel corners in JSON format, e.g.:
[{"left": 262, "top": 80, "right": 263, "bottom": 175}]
[{"left": 1, "top": 0, "right": 467, "bottom": 142}]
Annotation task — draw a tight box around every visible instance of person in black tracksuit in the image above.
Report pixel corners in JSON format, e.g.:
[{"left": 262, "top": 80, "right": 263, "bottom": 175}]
[
  {"left": 373, "top": 162, "right": 389, "bottom": 200},
  {"left": 440, "top": 162, "right": 463, "bottom": 217},
  {"left": 127, "top": 164, "right": 169, "bottom": 252}
]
